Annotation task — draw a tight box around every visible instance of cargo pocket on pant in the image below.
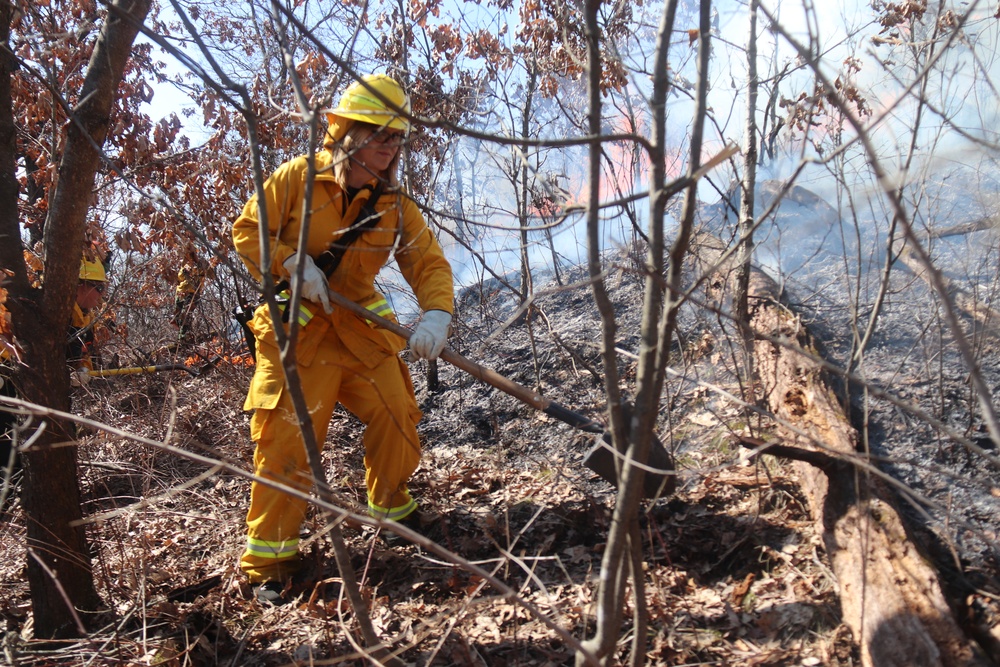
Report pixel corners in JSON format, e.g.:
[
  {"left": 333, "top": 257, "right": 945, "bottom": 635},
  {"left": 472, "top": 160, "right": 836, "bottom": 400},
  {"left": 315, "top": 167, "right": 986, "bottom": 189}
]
[
  {"left": 244, "top": 306, "right": 282, "bottom": 411},
  {"left": 243, "top": 307, "right": 330, "bottom": 411},
  {"left": 245, "top": 345, "right": 284, "bottom": 411},
  {"left": 294, "top": 314, "right": 330, "bottom": 367}
]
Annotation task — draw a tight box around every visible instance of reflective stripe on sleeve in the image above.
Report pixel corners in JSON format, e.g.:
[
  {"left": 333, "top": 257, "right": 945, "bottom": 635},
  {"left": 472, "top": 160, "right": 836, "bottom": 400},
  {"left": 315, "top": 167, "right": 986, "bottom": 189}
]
[
  {"left": 366, "top": 298, "right": 394, "bottom": 319},
  {"left": 277, "top": 290, "right": 316, "bottom": 327},
  {"left": 294, "top": 303, "right": 314, "bottom": 327}
]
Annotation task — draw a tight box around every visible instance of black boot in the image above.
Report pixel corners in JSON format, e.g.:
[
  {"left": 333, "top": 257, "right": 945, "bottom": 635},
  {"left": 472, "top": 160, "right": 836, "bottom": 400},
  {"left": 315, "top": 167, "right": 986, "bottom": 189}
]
[
  {"left": 254, "top": 580, "right": 291, "bottom": 606},
  {"left": 381, "top": 511, "right": 435, "bottom": 547}
]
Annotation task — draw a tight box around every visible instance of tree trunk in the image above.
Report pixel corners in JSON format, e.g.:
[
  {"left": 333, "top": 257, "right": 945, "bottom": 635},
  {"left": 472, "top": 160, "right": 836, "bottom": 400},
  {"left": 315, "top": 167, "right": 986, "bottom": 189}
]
[
  {"left": 692, "top": 231, "right": 990, "bottom": 667},
  {"left": 2, "top": 0, "right": 152, "bottom": 639},
  {"left": 732, "top": 0, "right": 757, "bottom": 349},
  {"left": 516, "top": 63, "right": 537, "bottom": 311}
]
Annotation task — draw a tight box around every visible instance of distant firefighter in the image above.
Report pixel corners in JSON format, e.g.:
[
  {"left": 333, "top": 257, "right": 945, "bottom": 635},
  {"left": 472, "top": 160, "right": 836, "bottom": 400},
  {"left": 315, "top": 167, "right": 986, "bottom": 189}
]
[
  {"left": 2, "top": 255, "right": 111, "bottom": 478},
  {"left": 172, "top": 248, "right": 209, "bottom": 342},
  {"left": 69, "top": 256, "right": 110, "bottom": 385}
]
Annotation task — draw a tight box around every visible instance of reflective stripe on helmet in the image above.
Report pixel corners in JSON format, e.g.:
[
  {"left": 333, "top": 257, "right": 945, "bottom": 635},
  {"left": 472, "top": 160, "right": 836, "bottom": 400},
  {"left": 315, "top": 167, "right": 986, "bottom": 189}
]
[{"left": 347, "top": 92, "right": 398, "bottom": 113}]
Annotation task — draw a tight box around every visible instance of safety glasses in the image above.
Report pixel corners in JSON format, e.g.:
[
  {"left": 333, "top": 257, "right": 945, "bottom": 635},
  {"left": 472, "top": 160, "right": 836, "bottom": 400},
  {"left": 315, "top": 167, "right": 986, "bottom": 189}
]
[
  {"left": 359, "top": 123, "right": 406, "bottom": 147},
  {"left": 81, "top": 280, "right": 106, "bottom": 293},
  {"left": 367, "top": 131, "right": 406, "bottom": 147}
]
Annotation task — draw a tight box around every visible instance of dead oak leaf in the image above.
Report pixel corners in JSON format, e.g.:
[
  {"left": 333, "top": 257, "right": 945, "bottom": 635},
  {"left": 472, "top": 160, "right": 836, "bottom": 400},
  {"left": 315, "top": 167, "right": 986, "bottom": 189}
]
[{"left": 731, "top": 572, "right": 756, "bottom": 605}]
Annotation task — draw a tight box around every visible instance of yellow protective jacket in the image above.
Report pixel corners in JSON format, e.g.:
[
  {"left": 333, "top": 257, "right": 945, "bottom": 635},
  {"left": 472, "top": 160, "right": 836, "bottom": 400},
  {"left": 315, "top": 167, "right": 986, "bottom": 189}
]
[
  {"left": 68, "top": 304, "right": 95, "bottom": 371},
  {"left": 2, "top": 300, "right": 101, "bottom": 368},
  {"left": 176, "top": 263, "right": 206, "bottom": 296},
  {"left": 232, "top": 150, "right": 454, "bottom": 409}
]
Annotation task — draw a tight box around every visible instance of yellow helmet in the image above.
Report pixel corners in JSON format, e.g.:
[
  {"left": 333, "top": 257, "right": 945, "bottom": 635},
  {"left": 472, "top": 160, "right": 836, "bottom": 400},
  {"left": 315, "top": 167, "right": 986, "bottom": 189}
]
[
  {"left": 326, "top": 74, "right": 411, "bottom": 135},
  {"left": 79, "top": 257, "right": 107, "bottom": 282}
]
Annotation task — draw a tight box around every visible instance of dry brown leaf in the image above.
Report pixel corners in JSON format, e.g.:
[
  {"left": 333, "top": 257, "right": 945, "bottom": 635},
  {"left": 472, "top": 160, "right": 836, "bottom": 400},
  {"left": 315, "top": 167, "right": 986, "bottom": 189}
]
[{"left": 731, "top": 572, "right": 755, "bottom": 604}]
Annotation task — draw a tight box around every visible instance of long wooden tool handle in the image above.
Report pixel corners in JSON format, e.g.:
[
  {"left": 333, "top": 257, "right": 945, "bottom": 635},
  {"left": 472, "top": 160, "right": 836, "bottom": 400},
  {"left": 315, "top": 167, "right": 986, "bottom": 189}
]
[
  {"left": 327, "top": 289, "right": 605, "bottom": 435},
  {"left": 88, "top": 364, "right": 189, "bottom": 377},
  {"left": 88, "top": 366, "right": 161, "bottom": 377}
]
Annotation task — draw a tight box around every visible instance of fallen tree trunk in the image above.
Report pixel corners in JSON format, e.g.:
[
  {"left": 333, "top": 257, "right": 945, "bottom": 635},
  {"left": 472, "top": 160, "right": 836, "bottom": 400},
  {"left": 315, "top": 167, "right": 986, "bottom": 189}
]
[
  {"left": 691, "top": 231, "right": 990, "bottom": 667},
  {"left": 895, "top": 241, "right": 1000, "bottom": 342},
  {"left": 927, "top": 216, "right": 999, "bottom": 240}
]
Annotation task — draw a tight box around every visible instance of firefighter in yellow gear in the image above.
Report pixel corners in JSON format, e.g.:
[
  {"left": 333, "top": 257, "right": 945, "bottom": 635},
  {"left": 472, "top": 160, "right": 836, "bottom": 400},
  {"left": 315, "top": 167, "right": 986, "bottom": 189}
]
[
  {"left": 172, "top": 249, "right": 210, "bottom": 342},
  {"left": 69, "top": 257, "right": 108, "bottom": 383},
  {"left": 232, "top": 73, "right": 454, "bottom": 601},
  {"left": 3, "top": 256, "right": 108, "bottom": 475}
]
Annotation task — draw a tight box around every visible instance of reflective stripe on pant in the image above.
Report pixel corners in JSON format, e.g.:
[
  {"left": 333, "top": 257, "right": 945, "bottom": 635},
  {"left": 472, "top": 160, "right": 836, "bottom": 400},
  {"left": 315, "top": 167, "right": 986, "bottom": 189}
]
[{"left": 240, "top": 331, "right": 422, "bottom": 583}]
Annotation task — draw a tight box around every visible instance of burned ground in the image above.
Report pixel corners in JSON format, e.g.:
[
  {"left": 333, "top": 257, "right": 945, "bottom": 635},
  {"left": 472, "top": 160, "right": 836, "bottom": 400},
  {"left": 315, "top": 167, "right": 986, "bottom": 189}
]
[{"left": 1, "top": 242, "right": 996, "bottom": 665}]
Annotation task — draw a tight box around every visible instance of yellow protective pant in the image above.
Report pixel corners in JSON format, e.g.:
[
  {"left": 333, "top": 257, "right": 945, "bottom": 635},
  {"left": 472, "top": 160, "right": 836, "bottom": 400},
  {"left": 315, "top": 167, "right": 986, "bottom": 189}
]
[{"left": 240, "top": 330, "right": 422, "bottom": 583}]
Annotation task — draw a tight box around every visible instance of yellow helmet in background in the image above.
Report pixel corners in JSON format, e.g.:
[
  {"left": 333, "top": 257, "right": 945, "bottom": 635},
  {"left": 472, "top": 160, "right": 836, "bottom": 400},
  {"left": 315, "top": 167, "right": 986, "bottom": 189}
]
[
  {"left": 79, "top": 257, "right": 107, "bottom": 282},
  {"left": 326, "top": 74, "right": 411, "bottom": 134}
]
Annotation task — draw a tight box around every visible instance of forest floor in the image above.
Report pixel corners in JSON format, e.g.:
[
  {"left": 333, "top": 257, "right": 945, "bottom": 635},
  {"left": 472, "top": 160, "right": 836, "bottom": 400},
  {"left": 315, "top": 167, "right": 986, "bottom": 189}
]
[{"left": 1, "top": 250, "right": 979, "bottom": 666}]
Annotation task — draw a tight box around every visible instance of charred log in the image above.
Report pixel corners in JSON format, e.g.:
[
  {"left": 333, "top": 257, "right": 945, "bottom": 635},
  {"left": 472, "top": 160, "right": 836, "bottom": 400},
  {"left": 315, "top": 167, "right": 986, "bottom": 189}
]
[
  {"left": 895, "top": 242, "right": 1000, "bottom": 342},
  {"left": 693, "top": 230, "right": 991, "bottom": 667}
]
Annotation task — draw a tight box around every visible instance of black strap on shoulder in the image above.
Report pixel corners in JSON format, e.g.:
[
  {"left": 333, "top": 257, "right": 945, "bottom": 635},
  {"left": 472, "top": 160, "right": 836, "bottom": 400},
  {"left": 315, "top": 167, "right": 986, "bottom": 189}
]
[
  {"left": 314, "top": 181, "right": 386, "bottom": 277},
  {"left": 269, "top": 181, "right": 387, "bottom": 324}
]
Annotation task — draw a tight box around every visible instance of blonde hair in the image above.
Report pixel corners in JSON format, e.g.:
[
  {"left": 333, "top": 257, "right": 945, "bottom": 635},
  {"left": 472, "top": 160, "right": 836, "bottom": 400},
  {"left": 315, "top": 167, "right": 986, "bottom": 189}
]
[{"left": 330, "top": 121, "right": 401, "bottom": 191}]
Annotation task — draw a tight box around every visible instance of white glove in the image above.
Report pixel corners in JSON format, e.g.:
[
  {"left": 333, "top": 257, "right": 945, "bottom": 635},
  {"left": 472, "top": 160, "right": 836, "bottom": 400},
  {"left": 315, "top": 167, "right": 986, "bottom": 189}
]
[
  {"left": 282, "top": 254, "right": 332, "bottom": 314},
  {"left": 409, "top": 310, "right": 451, "bottom": 361},
  {"left": 70, "top": 367, "right": 91, "bottom": 387}
]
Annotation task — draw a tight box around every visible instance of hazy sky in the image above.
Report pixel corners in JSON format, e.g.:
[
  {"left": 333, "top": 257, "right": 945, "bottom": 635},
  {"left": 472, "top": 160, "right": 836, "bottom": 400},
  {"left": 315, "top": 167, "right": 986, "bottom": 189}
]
[{"left": 137, "top": 0, "right": 1000, "bottom": 288}]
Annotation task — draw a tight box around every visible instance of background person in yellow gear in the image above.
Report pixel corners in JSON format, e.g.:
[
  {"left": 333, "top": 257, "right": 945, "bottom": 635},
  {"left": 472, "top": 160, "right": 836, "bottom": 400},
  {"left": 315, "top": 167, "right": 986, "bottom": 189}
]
[
  {"left": 68, "top": 257, "right": 109, "bottom": 386},
  {"left": 232, "top": 73, "right": 454, "bottom": 605},
  {"left": 171, "top": 247, "right": 210, "bottom": 343},
  {"left": 2, "top": 256, "right": 108, "bottom": 478}
]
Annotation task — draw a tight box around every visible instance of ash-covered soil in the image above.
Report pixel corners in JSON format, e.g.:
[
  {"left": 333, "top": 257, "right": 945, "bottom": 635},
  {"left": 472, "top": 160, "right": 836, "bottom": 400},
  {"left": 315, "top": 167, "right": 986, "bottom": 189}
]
[{"left": 0, "top": 254, "right": 865, "bottom": 666}]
